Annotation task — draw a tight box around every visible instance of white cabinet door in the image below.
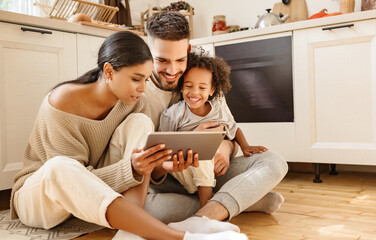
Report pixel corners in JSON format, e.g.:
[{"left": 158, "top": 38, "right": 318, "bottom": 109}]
[
  {"left": 293, "top": 19, "right": 376, "bottom": 165},
  {"left": 0, "top": 22, "right": 77, "bottom": 190},
  {"left": 77, "top": 34, "right": 105, "bottom": 76}
]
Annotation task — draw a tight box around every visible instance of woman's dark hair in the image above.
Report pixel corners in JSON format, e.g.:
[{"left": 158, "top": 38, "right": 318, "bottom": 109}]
[
  {"left": 177, "top": 50, "right": 231, "bottom": 100},
  {"left": 53, "top": 31, "right": 152, "bottom": 89}
]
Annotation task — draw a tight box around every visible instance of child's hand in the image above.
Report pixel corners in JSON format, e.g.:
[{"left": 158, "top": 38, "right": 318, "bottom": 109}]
[
  {"left": 162, "top": 149, "right": 199, "bottom": 172},
  {"left": 241, "top": 145, "right": 268, "bottom": 157}
]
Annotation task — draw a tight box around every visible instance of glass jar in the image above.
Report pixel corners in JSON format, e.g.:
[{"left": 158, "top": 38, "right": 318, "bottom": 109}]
[
  {"left": 212, "top": 15, "right": 228, "bottom": 32},
  {"left": 361, "top": 0, "right": 376, "bottom": 11}
]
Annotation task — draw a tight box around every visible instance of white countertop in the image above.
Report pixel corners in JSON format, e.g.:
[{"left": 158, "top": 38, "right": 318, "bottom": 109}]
[
  {"left": 190, "top": 9, "right": 376, "bottom": 45},
  {"left": 0, "top": 10, "right": 119, "bottom": 38},
  {"left": 1, "top": 9, "right": 376, "bottom": 41}
]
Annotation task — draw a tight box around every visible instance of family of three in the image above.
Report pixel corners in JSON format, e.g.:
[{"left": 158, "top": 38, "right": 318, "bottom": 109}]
[{"left": 10, "top": 11, "right": 288, "bottom": 240}]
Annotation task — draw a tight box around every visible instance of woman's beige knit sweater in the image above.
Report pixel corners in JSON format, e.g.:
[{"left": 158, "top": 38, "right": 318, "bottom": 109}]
[{"left": 10, "top": 94, "right": 148, "bottom": 219}]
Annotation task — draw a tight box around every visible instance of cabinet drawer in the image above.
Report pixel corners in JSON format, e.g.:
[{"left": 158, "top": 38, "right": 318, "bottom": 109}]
[
  {"left": 0, "top": 22, "right": 66, "bottom": 47},
  {"left": 305, "top": 19, "right": 376, "bottom": 43}
]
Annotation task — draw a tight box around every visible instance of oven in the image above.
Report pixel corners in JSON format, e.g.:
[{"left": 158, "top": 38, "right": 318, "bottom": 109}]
[{"left": 215, "top": 33, "right": 294, "bottom": 122}]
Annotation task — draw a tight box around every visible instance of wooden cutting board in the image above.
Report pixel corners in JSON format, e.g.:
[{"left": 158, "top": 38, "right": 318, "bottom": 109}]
[
  {"left": 78, "top": 21, "right": 144, "bottom": 36},
  {"left": 272, "top": 0, "right": 308, "bottom": 23},
  {"left": 272, "top": 2, "right": 292, "bottom": 23}
]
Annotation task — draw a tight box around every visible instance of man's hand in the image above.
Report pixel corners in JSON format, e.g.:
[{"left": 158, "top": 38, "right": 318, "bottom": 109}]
[
  {"left": 213, "top": 140, "right": 233, "bottom": 177},
  {"left": 194, "top": 121, "right": 224, "bottom": 132}
]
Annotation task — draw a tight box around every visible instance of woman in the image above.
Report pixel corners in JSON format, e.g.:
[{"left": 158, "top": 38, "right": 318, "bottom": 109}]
[{"left": 10, "top": 31, "right": 247, "bottom": 240}]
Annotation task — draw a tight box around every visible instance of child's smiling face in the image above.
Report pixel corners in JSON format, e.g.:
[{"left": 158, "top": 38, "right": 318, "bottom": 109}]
[{"left": 181, "top": 67, "right": 215, "bottom": 112}]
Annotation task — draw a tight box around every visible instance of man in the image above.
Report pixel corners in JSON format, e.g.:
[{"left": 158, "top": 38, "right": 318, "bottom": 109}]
[{"left": 143, "top": 11, "right": 288, "bottom": 233}]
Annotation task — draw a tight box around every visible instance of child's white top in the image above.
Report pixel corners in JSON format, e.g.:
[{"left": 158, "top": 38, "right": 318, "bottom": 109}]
[{"left": 159, "top": 99, "right": 237, "bottom": 140}]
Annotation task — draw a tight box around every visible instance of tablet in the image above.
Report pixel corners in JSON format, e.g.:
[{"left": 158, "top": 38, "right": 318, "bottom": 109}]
[{"left": 145, "top": 131, "right": 226, "bottom": 160}]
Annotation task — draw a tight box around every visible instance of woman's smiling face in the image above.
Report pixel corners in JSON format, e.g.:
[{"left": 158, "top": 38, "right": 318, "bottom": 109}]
[{"left": 110, "top": 60, "right": 153, "bottom": 105}]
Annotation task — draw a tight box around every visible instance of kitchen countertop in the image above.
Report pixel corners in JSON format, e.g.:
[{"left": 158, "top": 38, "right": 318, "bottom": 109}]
[
  {"left": 0, "top": 10, "right": 121, "bottom": 38},
  {"left": 191, "top": 9, "right": 376, "bottom": 45},
  {"left": 1, "top": 9, "right": 376, "bottom": 41}
]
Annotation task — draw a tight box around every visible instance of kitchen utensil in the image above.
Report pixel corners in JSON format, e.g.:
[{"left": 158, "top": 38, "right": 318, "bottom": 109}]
[
  {"left": 48, "top": 0, "right": 118, "bottom": 23},
  {"left": 254, "top": 9, "right": 289, "bottom": 28},
  {"left": 289, "top": 0, "right": 308, "bottom": 21},
  {"left": 78, "top": 20, "right": 143, "bottom": 35},
  {"left": 35, "top": 0, "right": 143, "bottom": 35},
  {"left": 273, "top": 0, "right": 307, "bottom": 23},
  {"left": 340, "top": 0, "right": 355, "bottom": 13},
  {"left": 272, "top": 2, "right": 292, "bottom": 23}
]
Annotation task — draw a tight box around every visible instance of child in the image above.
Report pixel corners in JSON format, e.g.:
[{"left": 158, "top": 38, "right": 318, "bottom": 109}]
[{"left": 159, "top": 51, "right": 268, "bottom": 207}]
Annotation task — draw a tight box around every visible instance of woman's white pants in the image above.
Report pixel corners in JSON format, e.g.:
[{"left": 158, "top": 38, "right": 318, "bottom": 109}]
[{"left": 14, "top": 113, "right": 153, "bottom": 229}]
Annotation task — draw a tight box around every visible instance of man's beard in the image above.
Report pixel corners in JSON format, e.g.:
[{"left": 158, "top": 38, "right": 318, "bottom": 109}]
[
  {"left": 162, "top": 81, "right": 178, "bottom": 91},
  {"left": 155, "top": 71, "right": 181, "bottom": 91}
]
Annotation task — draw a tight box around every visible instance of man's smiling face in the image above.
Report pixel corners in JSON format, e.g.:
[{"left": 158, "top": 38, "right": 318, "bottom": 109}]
[{"left": 149, "top": 38, "right": 189, "bottom": 91}]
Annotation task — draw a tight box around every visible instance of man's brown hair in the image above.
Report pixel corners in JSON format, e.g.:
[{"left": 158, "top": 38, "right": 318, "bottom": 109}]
[{"left": 146, "top": 11, "right": 190, "bottom": 40}]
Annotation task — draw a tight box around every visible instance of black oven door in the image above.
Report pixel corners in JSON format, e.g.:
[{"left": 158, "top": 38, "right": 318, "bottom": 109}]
[{"left": 215, "top": 35, "right": 294, "bottom": 122}]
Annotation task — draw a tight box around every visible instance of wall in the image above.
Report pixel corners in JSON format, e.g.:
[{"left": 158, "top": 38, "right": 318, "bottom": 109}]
[{"left": 129, "top": 0, "right": 363, "bottom": 38}]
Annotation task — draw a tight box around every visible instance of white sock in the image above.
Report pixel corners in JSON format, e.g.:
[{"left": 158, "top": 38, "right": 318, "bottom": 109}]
[
  {"left": 168, "top": 215, "right": 240, "bottom": 233},
  {"left": 184, "top": 231, "right": 248, "bottom": 240},
  {"left": 244, "top": 192, "right": 284, "bottom": 214},
  {"left": 112, "top": 230, "right": 145, "bottom": 240}
]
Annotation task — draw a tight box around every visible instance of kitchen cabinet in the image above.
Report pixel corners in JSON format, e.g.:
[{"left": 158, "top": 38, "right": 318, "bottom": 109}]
[
  {"left": 77, "top": 34, "right": 105, "bottom": 76},
  {"left": 0, "top": 22, "right": 77, "bottom": 190},
  {"left": 293, "top": 19, "right": 376, "bottom": 165}
]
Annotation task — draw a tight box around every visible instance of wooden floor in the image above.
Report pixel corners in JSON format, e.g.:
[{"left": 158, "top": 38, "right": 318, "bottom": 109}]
[
  {"left": 2, "top": 171, "right": 376, "bottom": 240},
  {"left": 231, "top": 172, "right": 376, "bottom": 240}
]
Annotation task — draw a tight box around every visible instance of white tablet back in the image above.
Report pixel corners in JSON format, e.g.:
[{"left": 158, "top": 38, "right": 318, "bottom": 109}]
[{"left": 145, "top": 131, "right": 226, "bottom": 160}]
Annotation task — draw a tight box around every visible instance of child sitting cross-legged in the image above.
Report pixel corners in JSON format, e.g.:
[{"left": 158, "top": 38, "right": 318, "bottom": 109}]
[{"left": 158, "top": 51, "right": 268, "bottom": 208}]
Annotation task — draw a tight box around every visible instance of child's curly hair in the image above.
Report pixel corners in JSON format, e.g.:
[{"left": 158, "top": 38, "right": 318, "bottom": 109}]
[{"left": 177, "top": 50, "right": 231, "bottom": 100}]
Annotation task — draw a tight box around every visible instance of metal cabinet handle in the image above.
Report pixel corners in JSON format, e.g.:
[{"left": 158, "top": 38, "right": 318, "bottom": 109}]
[
  {"left": 322, "top": 24, "right": 354, "bottom": 31},
  {"left": 21, "top": 27, "right": 52, "bottom": 35}
]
